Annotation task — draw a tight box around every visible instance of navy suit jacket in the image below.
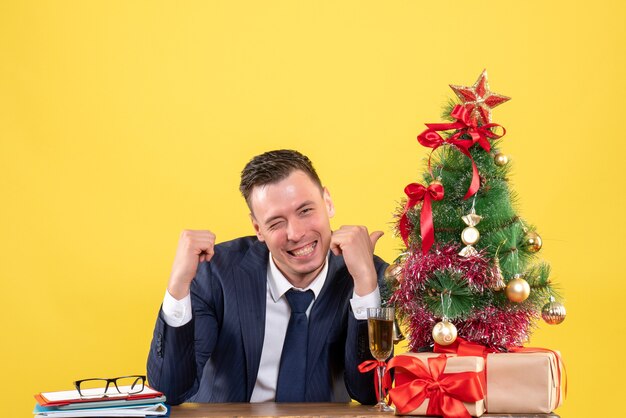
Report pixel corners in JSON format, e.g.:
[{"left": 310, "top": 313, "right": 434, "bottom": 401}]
[{"left": 147, "top": 236, "right": 388, "bottom": 405}]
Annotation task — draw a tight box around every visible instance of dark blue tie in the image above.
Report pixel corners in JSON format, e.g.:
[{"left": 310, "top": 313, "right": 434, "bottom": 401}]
[{"left": 275, "top": 289, "right": 314, "bottom": 402}]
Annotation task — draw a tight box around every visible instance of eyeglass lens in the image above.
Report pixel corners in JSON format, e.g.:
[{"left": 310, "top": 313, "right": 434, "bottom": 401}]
[{"left": 77, "top": 376, "right": 145, "bottom": 397}]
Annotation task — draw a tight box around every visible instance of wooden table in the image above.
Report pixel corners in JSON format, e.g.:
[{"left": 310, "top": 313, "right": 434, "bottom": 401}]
[{"left": 169, "top": 403, "right": 560, "bottom": 418}]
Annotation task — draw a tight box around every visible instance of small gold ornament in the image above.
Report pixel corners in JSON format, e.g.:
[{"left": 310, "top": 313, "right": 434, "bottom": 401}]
[
  {"left": 494, "top": 153, "right": 509, "bottom": 166},
  {"left": 525, "top": 232, "right": 543, "bottom": 252},
  {"left": 384, "top": 262, "right": 405, "bottom": 284},
  {"left": 542, "top": 296, "right": 566, "bottom": 324},
  {"left": 432, "top": 320, "right": 458, "bottom": 346},
  {"left": 430, "top": 178, "right": 443, "bottom": 187},
  {"left": 506, "top": 274, "right": 531, "bottom": 303},
  {"left": 392, "top": 317, "right": 405, "bottom": 344},
  {"left": 461, "top": 227, "right": 480, "bottom": 245},
  {"left": 459, "top": 208, "right": 482, "bottom": 257},
  {"left": 493, "top": 258, "right": 506, "bottom": 290}
]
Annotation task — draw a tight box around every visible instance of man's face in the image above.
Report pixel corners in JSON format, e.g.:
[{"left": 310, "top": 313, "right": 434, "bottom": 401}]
[{"left": 250, "top": 170, "right": 335, "bottom": 286}]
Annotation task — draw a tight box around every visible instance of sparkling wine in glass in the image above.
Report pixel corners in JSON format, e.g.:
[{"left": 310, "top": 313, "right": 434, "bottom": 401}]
[{"left": 367, "top": 307, "right": 394, "bottom": 412}]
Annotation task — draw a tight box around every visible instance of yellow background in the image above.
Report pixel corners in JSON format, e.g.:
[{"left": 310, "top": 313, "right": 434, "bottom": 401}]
[{"left": 1, "top": 1, "right": 624, "bottom": 416}]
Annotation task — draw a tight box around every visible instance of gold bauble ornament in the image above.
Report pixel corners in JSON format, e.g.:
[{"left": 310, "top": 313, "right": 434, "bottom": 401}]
[
  {"left": 430, "top": 178, "right": 443, "bottom": 187},
  {"left": 506, "top": 275, "right": 531, "bottom": 303},
  {"left": 525, "top": 232, "right": 543, "bottom": 252},
  {"left": 384, "top": 262, "right": 404, "bottom": 283},
  {"left": 542, "top": 297, "right": 566, "bottom": 324},
  {"left": 432, "top": 320, "right": 458, "bottom": 346},
  {"left": 494, "top": 153, "right": 509, "bottom": 166}
]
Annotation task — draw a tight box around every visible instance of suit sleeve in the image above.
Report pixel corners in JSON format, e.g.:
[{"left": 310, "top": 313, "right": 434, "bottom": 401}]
[
  {"left": 146, "top": 262, "right": 221, "bottom": 405},
  {"left": 343, "top": 256, "right": 390, "bottom": 405}
]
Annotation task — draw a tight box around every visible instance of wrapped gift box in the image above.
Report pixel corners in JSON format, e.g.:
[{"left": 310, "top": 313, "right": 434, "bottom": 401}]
[
  {"left": 486, "top": 350, "right": 564, "bottom": 414},
  {"left": 390, "top": 352, "right": 486, "bottom": 417}
]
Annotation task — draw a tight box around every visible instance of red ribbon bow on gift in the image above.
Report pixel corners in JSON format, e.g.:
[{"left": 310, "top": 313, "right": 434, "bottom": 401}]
[
  {"left": 417, "top": 105, "right": 506, "bottom": 200},
  {"left": 399, "top": 182, "right": 444, "bottom": 254},
  {"left": 358, "top": 360, "right": 392, "bottom": 402},
  {"left": 386, "top": 354, "right": 485, "bottom": 418}
]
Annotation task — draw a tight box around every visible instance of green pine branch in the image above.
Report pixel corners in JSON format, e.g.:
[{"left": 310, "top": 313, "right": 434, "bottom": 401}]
[{"left": 422, "top": 270, "right": 485, "bottom": 319}]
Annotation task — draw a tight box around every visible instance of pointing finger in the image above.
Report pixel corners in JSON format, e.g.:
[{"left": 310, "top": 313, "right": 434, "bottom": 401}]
[{"left": 369, "top": 231, "right": 384, "bottom": 248}]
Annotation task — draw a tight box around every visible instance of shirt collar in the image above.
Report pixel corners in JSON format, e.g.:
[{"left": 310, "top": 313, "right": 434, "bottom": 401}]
[{"left": 267, "top": 252, "right": 329, "bottom": 303}]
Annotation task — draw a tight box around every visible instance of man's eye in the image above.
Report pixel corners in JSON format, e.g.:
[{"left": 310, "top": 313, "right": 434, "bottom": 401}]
[
  {"left": 301, "top": 208, "right": 313, "bottom": 215},
  {"left": 269, "top": 221, "right": 283, "bottom": 230}
]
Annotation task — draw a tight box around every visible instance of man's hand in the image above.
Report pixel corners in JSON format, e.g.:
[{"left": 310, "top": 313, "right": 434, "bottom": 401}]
[
  {"left": 330, "top": 226, "right": 384, "bottom": 297},
  {"left": 167, "top": 229, "right": 216, "bottom": 300}
]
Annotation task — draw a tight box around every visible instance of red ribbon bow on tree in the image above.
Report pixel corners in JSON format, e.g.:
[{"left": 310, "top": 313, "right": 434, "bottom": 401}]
[
  {"left": 386, "top": 354, "right": 485, "bottom": 418},
  {"left": 434, "top": 337, "right": 496, "bottom": 357},
  {"left": 399, "top": 182, "right": 444, "bottom": 254},
  {"left": 358, "top": 360, "right": 392, "bottom": 402},
  {"left": 417, "top": 105, "right": 506, "bottom": 200}
]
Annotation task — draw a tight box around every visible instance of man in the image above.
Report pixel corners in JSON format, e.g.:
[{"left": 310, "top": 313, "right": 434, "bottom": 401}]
[{"left": 147, "top": 150, "right": 388, "bottom": 404}]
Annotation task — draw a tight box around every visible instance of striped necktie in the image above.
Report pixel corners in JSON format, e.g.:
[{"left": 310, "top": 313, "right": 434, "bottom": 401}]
[{"left": 275, "top": 289, "right": 314, "bottom": 402}]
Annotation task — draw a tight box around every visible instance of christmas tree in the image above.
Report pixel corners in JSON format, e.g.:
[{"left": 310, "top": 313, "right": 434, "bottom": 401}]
[{"left": 387, "top": 70, "right": 566, "bottom": 351}]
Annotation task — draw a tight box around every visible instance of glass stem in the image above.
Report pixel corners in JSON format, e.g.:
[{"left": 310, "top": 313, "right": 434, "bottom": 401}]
[{"left": 377, "top": 365, "right": 386, "bottom": 405}]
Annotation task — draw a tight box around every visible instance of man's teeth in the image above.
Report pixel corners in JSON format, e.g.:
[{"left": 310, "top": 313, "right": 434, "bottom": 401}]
[{"left": 290, "top": 242, "right": 317, "bottom": 257}]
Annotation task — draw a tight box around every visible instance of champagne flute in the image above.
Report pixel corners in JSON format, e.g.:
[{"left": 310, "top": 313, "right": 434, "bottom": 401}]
[{"left": 367, "top": 307, "right": 394, "bottom": 412}]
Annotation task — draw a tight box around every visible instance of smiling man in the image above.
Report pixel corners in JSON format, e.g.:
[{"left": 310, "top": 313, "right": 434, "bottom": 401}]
[{"left": 147, "top": 150, "right": 388, "bottom": 405}]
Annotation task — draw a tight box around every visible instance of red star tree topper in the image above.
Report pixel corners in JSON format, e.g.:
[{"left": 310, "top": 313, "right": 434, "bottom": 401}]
[{"left": 449, "top": 69, "right": 511, "bottom": 125}]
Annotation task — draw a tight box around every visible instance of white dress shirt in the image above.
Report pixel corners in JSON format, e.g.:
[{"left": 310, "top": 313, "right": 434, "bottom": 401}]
[{"left": 161, "top": 252, "right": 381, "bottom": 402}]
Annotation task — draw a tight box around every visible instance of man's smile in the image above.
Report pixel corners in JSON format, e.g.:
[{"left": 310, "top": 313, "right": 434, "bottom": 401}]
[{"left": 287, "top": 241, "right": 317, "bottom": 257}]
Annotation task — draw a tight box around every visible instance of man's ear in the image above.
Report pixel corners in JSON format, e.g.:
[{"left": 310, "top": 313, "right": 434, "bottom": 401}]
[
  {"left": 250, "top": 213, "right": 265, "bottom": 242},
  {"left": 323, "top": 187, "right": 335, "bottom": 218}
]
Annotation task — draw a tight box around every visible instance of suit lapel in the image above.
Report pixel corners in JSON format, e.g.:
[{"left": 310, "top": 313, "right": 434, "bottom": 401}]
[
  {"left": 306, "top": 254, "right": 350, "bottom": 382},
  {"left": 234, "top": 240, "right": 269, "bottom": 400}
]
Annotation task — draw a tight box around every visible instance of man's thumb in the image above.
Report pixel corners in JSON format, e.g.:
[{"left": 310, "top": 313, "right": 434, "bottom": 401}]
[{"left": 369, "top": 231, "right": 384, "bottom": 248}]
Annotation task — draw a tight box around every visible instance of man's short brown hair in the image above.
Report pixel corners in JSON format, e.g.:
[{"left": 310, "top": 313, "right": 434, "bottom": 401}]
[{"left": 239, "top": 149, "right": 323, "bottom": 209}]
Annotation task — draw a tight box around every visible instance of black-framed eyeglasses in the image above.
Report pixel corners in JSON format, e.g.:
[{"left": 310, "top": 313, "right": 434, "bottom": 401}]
[{"left": 73, "top": 375, "right": 146, "bottom": 398}]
